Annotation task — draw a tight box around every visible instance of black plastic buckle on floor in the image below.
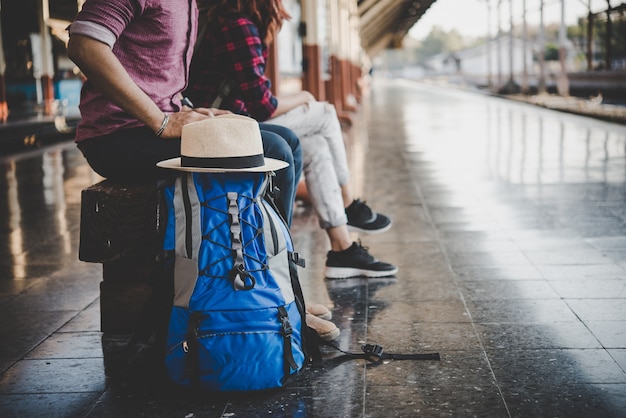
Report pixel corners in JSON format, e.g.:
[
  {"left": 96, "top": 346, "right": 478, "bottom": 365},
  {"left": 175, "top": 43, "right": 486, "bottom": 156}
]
[{"left": 317, "top": 340, "right": 440, "bottom": 367}]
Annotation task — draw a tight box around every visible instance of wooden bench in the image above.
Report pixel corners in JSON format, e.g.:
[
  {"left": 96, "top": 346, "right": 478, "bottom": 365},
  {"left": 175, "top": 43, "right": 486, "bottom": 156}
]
[{"left": 79, "top": 180, "right": 163, "bottom": 335}]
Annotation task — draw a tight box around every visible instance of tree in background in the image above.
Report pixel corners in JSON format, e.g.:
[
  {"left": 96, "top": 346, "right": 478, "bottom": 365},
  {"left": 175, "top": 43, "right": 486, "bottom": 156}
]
[{"left": 416, "top": 25, "right": 467, "bottom": 61}]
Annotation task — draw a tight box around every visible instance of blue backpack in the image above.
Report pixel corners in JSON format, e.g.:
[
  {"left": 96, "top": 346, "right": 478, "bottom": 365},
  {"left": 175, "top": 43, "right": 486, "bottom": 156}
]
[{"left": 162, "top": 171, "right": 310, "bottom": 391}]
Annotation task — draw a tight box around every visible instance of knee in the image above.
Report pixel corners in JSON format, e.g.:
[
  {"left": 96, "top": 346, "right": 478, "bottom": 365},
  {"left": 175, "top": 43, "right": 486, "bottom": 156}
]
[
  {"left": 269, "top": 126, "right": 301, "bottom": 159},
  {"left": 324, "top": 102, "right": 338, "bottom": 118},
  {"left": 282, "top": 129, "right": 302, "bottom": 163},
  {"left": 301, "top": 135, "right": 330, "bottom": 165},
  {"left": 261, "top": 130, "right": 294, "bottom": 166}
]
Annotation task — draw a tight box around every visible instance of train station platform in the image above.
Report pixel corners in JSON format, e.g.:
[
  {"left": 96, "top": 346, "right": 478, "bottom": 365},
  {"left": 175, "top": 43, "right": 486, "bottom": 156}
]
[
  {"left": 0, "top": 105, "right": 80, "bottom": 153},
  {"left": 0, "top": 78, "right": 625, "bottom": 417}
]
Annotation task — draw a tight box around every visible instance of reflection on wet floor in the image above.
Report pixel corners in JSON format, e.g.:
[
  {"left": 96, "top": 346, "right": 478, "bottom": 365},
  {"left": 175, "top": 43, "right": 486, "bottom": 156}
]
[{"left": 0, "top": 79, "right": 625, "bottom": 417}]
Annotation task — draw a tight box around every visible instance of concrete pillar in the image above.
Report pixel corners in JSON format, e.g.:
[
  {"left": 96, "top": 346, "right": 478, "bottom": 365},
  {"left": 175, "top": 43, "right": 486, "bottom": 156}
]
[
  {"left": 557, "top": 0, "right": 570, "bottom": 96},
  {"left": 266, "top": 42, "right": 280, "bottom": 96},
  {"left": 587, "top": 11, "right": 593, "bottom": 71},
  {"left": 301, "top": 0, "right": 326, "bottom": 100},
  {"left": 330, "top": 0, "right": 361, "bottom": 114},
  {"left": 497, "top": 0, "right": 503, "bottom": 89},
  {"left": 485, "top": 0, "right": 493, "bottom": 90},
  {"left": 339, "top": 1, "right": 352, "bottom": 109},
  {"left": 347, "top": 0, "right": 361, "bottom": 104},
  {"left": 538, "top": 0, "right": 547, "bottom": 94},
  {"left": 0, "top": 3, "right": 8, "bottom": 121},
  {"left": 326, "top": 0, "right": 342, "bottom": 109},
  {"left": 521, "top": 0, "right": 529, "bottom": 93},
  {"left": 605, "top": 0, "right": 612, "bottom": 70},
  {"left": 36, "top": 0, "right": 56, "bottom": 114},
  {"left": 507, "top": 0, "right": 515, "bottom": 87}
]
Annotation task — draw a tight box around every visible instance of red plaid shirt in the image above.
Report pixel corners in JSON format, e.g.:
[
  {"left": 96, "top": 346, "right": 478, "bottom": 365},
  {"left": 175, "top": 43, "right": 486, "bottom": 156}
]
[{"left": 186, "top": 14, "right": 278, "bottom": 121}]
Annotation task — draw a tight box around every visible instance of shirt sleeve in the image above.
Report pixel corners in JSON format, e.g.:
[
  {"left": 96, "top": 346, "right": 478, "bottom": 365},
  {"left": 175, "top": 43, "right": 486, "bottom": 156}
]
[
  {"left": 68, "top": 21, "right": 117, "bottom": 48},
  {"left": 218, "top": 18, "right": 278, "bottom": 121},
  {"left": 68, "top": 0, "right": 144, "bottom": 45}
]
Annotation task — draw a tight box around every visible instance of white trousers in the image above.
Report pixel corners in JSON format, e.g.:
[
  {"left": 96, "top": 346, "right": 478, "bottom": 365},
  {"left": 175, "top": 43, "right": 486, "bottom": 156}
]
[{"left": 269, "top": 101, "right": 350, "bottom": 229}]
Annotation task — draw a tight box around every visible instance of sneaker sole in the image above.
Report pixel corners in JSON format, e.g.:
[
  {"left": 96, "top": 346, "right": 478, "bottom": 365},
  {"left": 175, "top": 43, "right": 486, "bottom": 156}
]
[
  {"left": 347, "top": 222, "right": 392, "bottom": 234},
  {"left": 318, "top": 327, "right": 341, "bottom": 341},
  {"left": 307, "top": 304, "right": 333, "bottom": 320},
  {"left": 324, "top": 266, "right": 398, "bottom": 279}
]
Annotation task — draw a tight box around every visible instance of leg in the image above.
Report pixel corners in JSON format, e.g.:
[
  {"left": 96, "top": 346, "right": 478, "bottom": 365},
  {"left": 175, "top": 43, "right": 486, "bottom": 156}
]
[
  {"left": 273, "top": 111, "right": 396, "bottom": 278},
  {"left": 259, "top": 123, "right": 303, "bottom": 184},
  {"left": 341, "top": 185, "right": 353, "bottom": 209},
  {"left": 327, "top": 224, "right": 353, "bottom": 252},
  {"left": 78, "top": 128, "right": 180, "bottom": 375},
  {"left": 258, "top": 126, "right": 301, "bottom": 225},
  {"left": 77, "top": 127, "right": 180, "bottom": 183},
  {"left": 274, "top": 104, "right": 392, "bottom": 234},
  {"left": 269, "top": 102, "right": 350, "bottom": 191},
  {"left": 299, "top": 133, "right": 347, "bottom": 231}
]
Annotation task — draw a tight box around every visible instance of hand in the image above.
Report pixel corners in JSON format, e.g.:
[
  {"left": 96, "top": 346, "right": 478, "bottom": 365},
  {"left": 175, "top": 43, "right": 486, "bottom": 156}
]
[
  {"left": 158, "top": 108, "right": 231, "bottom": 138},
  {"left": 192, "top": 107, "right": 232, "bottom": 117},
  {"left": 302, "top": 90, "right": 316, "bottom": 103},
  {"left": 273, "top": 90, "right": 317, "bottom": 117}
]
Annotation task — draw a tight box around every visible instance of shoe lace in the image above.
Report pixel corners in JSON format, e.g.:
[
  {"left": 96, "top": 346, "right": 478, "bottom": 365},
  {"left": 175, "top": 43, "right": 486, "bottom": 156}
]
[
  {"left": 352, "top": 199, "right": 373, "bottom": 219},
  {"left": 355, "top": 239, "right": 375, "bottom": 261}
]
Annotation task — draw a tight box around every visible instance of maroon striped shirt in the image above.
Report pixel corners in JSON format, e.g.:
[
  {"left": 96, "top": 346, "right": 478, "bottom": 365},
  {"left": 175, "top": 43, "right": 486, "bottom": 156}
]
[{"left": 69, "top": 0, "right": 198, "bottom": 142}]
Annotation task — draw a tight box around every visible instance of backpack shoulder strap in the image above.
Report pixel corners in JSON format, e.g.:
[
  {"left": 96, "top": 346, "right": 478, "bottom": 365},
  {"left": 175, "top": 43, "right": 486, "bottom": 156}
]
[
  {"left": 195, "top": 14, "right": 237, "bottom": 110},
  {"left": 194, "top": 14, "right": 210, "bottom": 54},
  {"left": 210, "top": 79, "right": 237, "bottom": 109}
]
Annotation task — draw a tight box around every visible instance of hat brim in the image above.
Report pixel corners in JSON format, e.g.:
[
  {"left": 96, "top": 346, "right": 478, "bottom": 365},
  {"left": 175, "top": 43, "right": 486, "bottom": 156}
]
[{"left": 156, "top": 156, "right": 289, "bottom": 173}]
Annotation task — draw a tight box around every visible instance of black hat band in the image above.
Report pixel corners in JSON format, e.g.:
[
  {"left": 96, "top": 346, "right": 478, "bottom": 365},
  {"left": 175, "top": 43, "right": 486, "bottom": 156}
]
[{"left": 181, "top": 153, "right": 265, "bottom": 169}]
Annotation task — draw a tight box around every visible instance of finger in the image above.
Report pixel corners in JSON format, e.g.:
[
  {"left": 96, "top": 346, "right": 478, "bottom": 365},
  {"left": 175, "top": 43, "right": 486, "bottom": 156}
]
[{"left": 191, "top": 107, "right": 214, "bottom": 116}]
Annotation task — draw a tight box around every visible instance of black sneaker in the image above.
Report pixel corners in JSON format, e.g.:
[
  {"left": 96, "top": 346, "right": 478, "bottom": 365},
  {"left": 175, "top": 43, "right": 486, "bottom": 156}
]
[
  {"left": 345, "top": 199, "right": 391, "bottom": 233},
  {"left": 325, "top": 241, "right": 398, "bottom": 279}
]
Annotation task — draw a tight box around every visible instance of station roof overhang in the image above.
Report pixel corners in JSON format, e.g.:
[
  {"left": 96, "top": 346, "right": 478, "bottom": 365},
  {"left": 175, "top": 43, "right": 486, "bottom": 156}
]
[
  {"left": 358, "top": 0, "right": 437, "bottom": 57},
  {"left": 3, "top": 0, "right": 437, "bottom": 61}
]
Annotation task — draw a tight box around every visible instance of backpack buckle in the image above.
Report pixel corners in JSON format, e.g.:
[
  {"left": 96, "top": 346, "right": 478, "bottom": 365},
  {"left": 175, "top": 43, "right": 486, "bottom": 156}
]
[
  {"left": 278, "top": 307, "right": 293, "bottom": 337},
  {"left": 361, "top": 344, "right": 384, "bottom": 361},
  {"left": 230, "top": 264, "right": 256, "bottom": 290},
  {"left": 290, "top": 251, "right": 306, "bottom": 268}
]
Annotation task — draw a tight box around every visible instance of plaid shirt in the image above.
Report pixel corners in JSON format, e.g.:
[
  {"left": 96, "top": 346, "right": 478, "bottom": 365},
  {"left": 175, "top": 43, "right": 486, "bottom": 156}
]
[{"left": 186, "top": 14, "right": 277, "bottom": 121}]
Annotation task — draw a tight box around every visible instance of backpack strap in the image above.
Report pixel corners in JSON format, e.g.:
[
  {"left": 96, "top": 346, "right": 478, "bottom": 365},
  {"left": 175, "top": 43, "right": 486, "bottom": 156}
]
[
  {"left": 290, "top": 279, "right": 322, "bottom": 365},
  {"left": 210, "top": 79, "right": 237, "bottom": 109},
  {"left": 278, "top": 306, "right": 298, "bottom": 379},
  {"left": 264, "top": 172, "right": 289, "bottom": 225},
  {"left": 312, "top": 337, "right": 440, "bottom": 367},
  {"left": 195, "top": 14, "right": 237, "bottom": 111},
  {"left": 256, "top": 176, "right": 320, "bottom": 366},
  {"left": 289, "top": 252, "right": 306, "bottom": 268},
  {"left": 183, "top": 311, "right": 203, "bottom": 386}
]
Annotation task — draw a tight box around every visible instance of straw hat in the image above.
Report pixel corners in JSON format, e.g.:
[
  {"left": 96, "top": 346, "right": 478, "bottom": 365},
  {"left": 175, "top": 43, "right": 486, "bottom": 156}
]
[{"left": 157, "top": 114, "right": 289, "bottom": 172}]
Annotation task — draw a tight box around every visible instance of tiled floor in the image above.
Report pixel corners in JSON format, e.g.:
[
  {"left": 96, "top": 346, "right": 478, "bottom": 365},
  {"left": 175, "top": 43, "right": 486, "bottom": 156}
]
[{"left": 0, "top": 79, "right": 625, "bottom": 417}]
